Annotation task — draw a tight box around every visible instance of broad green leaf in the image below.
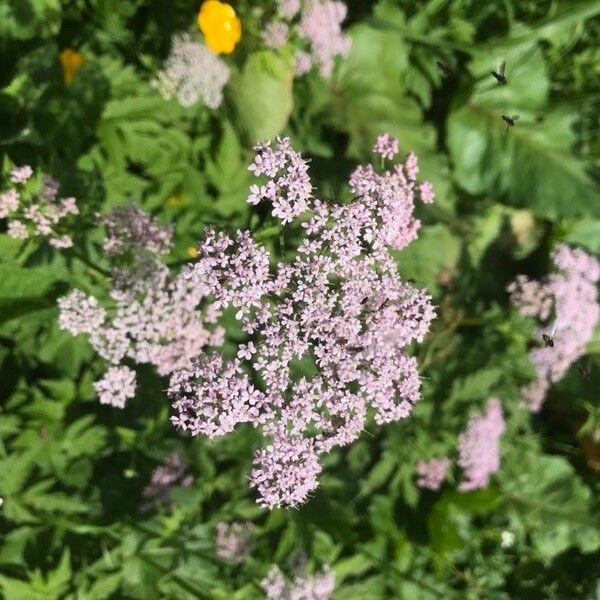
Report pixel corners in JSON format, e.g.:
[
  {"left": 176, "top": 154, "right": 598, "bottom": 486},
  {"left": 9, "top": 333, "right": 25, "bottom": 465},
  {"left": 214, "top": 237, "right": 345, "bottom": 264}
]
[
  {"left": 448, "top": 38, "right": 599, "bottom": 218},
  {"left": 229, "top": 51, "right": 294, "bottom": 143},
  {"left": 565, "top": 221, "right": 600, "bottom": 254},
  {"left": 0, "top": 265, "right": 64, "bottom": 299},
  {"left": 329, "top": 10, "right": 452, "bottom": 208},
  {"left": 501, "top": 452, "right": 600, "bottom": 561},
  {"left": 394, "top": 224, "right": 461, "bottom": 294}
]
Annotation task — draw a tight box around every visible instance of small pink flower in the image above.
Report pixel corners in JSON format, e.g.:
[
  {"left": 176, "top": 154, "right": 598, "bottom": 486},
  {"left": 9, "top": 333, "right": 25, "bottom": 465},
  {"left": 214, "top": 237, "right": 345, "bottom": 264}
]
[
  {"left": 238, "top": 342, "right": 256, "bottom": 360},
  {"left": 10, "top": 165, "right": 33, "bottom": 184},
  {"left": 373, "top": 134, "right": 399, "bottom": 160},
  {"left": 419, "top": 181, "right": 435, "bottom": 204}
]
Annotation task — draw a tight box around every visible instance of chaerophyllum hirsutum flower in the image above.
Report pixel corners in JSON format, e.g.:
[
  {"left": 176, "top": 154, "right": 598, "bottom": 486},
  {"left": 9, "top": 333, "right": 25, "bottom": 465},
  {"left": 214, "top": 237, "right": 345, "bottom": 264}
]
[
  {"left": 508, "top": 244, "right": 600, "bottom": 412},
  {"left": 1, "top": 167, "right": 78, "bottom": 248},
  {"left": 58, "top": 205, "right": 224, "bottom": 409},
  {"left": 265, "top": 0, "right": 352, "bottom": 78},
  {"left": 168, "top": 135, "right": 436, "bottom": 508}
]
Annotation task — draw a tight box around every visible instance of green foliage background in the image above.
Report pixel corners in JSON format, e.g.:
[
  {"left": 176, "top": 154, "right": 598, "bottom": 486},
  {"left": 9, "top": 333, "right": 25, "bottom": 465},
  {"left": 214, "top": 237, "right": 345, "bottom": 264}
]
[{"left": 1, "top": 0, "right": 600, "bottom": 598}]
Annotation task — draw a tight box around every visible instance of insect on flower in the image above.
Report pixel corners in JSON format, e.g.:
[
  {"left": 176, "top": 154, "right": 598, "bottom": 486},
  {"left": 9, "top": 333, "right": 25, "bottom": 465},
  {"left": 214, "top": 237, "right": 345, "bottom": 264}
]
[
  {"left": 501, "top": 114, "right": 519, "bottom": 133},
  {"left": 541, "top": 333, "right": 554, "bottom": 347},
  {"left": 491, "top": 60, "right": 507, "bottom": 85}
]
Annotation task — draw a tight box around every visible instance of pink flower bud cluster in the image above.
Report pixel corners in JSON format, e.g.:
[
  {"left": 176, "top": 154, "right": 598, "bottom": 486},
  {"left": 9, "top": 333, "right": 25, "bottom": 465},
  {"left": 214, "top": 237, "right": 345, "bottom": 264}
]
[
  {"left": 457, "top": 398, "right": 505, "bottom": 491},
  {"left": 508, "top": 244, "right": 600, "bottom": 412},
  {"left": 169, "top": 136, "right": 435, "bottom": 508},
  {"left": 263, "top": 21, "right": 290, "bottom": 49},
  {"left": 152, "top": 34, "right": 230, "bottom": 109},
  {"left": 141, "top": 452, "right": 193, "bottom": 512},
  {"left": 215, "top": 521, "right": 255, "bottom": 563},
  {"left": 416, "top": 457, "right": 451, "bottom": 491},
  {"left": 261, "top": 565, "right": 335, "bottom": 600},
  {"left": 58, "top": 207, "right": 223, "bottom": 409},
  {"left": 98, "top": 205, "right": 173, "bottom": 256},
  {"left": 267, "top": 0, "right": 351, "bottom": 78},
  {"left": 1, "top": 168, "right": 78, "bottom": 248}
]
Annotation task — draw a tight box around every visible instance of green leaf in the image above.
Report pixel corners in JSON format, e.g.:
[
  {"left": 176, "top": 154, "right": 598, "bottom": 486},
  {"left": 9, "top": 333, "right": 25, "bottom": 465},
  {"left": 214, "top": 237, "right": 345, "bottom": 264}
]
[
  {"left": 448, "top": 38, "right": 599, "bottom": 218},
  {"left": 0, "top": 265, "right": 64, "bottom": 299},
  {"left": 358, "top": 454, "right": 397, "bottom": 498},
  {"left": 394, "top": 224, "right": 461, "bottom": 294},
  {"left": 501, "top": 452, "right": 600, "bottom": 561},
  {"left": 205, "top": 120, "right": 253, "bottom": 216},
  {"left": 448, "top": 368, "right": 503, "bottom": 405},
  {"left": 229, "top": 51, "right": 294, "bottom": 143},
  {"left": 329, "top": 11, "right": 452, "bottom": 208},
  {"left": 565, "top": 221, "right": 600, "bottom": 254}
]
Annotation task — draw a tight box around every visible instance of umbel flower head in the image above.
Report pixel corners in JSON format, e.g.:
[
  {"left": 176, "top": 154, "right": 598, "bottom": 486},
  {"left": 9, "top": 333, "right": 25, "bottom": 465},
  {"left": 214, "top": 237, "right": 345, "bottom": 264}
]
[
  {"left": 198, "top": 0, "right": 242, "bottom": 55},
  {"left": 215, "top": 521, "right": 255, "bottom": 563},
  {"left": 59, "top": 48, "right": 85, "bottom": 84},
  {"left": 266, "top": 0, "right": 351, "bottom": 78},
  {"left": 0, "top": 167, "right": 78, "bottom": 248},
  {"left": 261, "top": 565, "right": 335, "bottom": 600},
  {"left": 58, "top": 206, "right": 224, "bottom": 409},
  {"left": 458, "top": 398, "right": 505, "bottom": 491},
  {"left": 153, "top": 33, "right": 230, "bottom": 108},
  {"left": 169, "top": 136, "right": 436, "bottom": 508},
  {"left": 508, "top": 244, "right": 600, "bottom": 412}
]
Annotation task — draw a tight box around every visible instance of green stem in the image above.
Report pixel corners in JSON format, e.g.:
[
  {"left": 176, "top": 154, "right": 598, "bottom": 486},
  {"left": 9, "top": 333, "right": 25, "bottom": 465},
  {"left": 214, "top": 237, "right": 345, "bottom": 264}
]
[{"left": 70, "top": 249, "right": 110, "bottom": 277}]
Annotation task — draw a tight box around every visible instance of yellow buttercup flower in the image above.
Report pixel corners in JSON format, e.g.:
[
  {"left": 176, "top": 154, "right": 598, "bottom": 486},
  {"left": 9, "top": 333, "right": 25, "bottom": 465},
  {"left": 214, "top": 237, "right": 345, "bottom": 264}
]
[
  {"left": 59, "top": 49, "right": 85, "bottom": 84},
  {"left": 198, "top": 1, "right": 241, "bottom": 55},
  {"left": 167, "top": 194, "right": 185, "bottom": 208},
  {"left": 187, "top": 245, "right": 199, "bottom": 258}
]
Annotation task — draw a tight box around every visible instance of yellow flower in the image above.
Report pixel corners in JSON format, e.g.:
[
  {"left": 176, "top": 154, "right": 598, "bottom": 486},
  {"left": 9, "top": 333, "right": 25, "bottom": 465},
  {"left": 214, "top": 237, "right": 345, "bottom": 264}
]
[
  {"left": 59, "top": 49, "right": 85, "bottom": 84},
  {"left": 167, "top": 194, "right": 185, "bottom": 208},
  {"left": 198, "top": 1, "right": 241, "bottom": 55},
  {"left": 187, "top": 245, "right": 199, "bottom": 258}
]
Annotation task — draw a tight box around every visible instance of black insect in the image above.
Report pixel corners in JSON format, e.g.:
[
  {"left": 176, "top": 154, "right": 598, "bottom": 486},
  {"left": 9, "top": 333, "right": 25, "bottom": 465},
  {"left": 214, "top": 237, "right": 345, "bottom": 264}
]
[
  {"left": 491, "top": 61, "right": 507, "bottom": 85},
  {"left": 435, "top": 61, "right": 453, "bottom": 78},
  {"left": 407, "top": 278, "right": 416, "bottom": 285},
  {"left": 578, "top": 359, "right": 593, "bottom": 380},
  {"left": 501, "top": 114, "right": 520, "bottom": 132},
  {"left": 541, "top": 333, "right": 554, "bottom": 348}
]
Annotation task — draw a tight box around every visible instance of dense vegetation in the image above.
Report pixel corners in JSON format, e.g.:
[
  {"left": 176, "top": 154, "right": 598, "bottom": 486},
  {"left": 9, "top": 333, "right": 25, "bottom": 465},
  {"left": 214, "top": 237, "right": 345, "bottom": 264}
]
[{"left": 1, "top": 1, "right": 599, "bottom": 598}]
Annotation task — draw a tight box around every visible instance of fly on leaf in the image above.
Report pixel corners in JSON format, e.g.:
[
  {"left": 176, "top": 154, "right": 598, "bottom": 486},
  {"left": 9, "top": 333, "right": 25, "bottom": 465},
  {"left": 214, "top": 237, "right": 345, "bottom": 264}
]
[
  {"left": 491, "top": 61, "right": 507, "bottom": 85},
  {"left": 501, "top": 114, "right": 519, "bottom": 133},
  {"left": 435, "top": 61, "right": 453, "bottom": 78}
]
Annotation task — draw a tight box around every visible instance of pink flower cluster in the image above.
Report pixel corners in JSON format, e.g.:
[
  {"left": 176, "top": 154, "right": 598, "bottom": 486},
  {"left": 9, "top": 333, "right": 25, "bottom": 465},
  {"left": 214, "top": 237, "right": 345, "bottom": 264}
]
[
  {"left": 267, "top": 0, "right": 351, "bottom": 78},
  {"left": 263, "top": 21, "right": 290, "bottom": 49},
  {"left": 169, "top": 137, "right": 435, "bottom": 508},
  {"left": 261, "top": 565, "right": 335, "bottom": 600},
  {"left": 99, "top": 205, "right": 173, "bottom": 256},
  {"left": 141, "top": 452, "right": 193, "bottom": 511},
  {"left": 1, "top": 168, "right": 78, "bottom": 248},
  {"left": 508, "top": 244, "right": 600, "bottom": 412},
  {"left": 248, "top": 137, "right": 312, "bottom": 223},
  {"left": 373, "top": 134, "right": 399, "bottom": 161},
  {"left": 215, "top": 521, "right": 255, "bottom": 563},
  {"left": 94, "top": 366, "right": 136, "bottom": 409},
  {"left": 457, "top": 398, "right": 505, "bottom": 491},
  {"left": 416, "top": 457, "right": 451, "bottom": 491},
  {"left": 58, "top": 208, "right": 223, "bottom": 408}
]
